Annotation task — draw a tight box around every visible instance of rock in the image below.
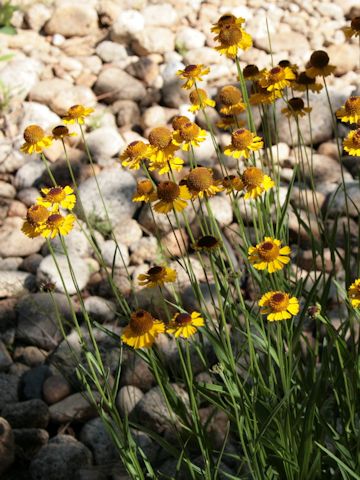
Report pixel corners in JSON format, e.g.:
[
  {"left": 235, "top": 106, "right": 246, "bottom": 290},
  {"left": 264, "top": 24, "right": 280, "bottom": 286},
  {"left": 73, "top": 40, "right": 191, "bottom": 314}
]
[
  {"left": 13, "top": 428, "right": 49, "bottom": 460},
  {"left": 110, "top": 10, "right": 145, "bottom": 42},
  {"left": 101, "top": 240, "right": 129, "bottom": 268},
  {"left": 47, "top": 221, "right": 97, "bottom": 259},
  {"left": 291, "top": 187, "right": 326, "bottom": 215},
  {"left": 25, "top": 3, "right": 52, "bottom": 31},
  {"left": 342, "top": 155, "right": 360, "bottom": 177},
  {"left": 120, "top": 353, "right": 155, "bottom": 391},
  {"left": 49, "top": 392, "right": 99, "bottom": 423},
  {"left": 142, "top": 105, "right": 167, "bottom": 128},
  {"left": 175, "top": 27, "right": 206, "bottom": 51},
  {"left": 305, "top": 154, "right": 352, "bottom": 185},
  {"left": 297, "top": 248, "right": 343, "bottom": 273},
  {"left": 0, "top": 257, "right": 23, "bottom": 271},
  {"left": 326, "top": 182, "right": 360, "bottom": 217},
  {"left": 0, "top": 57, "right": 42, "bottom": 102},
  {"left": 0, "top": 341, "right": 12, "bottom": 371},
  {"left": 76, "top": 167, "right": 137, "bottom": 227},
  {"left": 37, "top": 254, "right": 91, "bottom": 295},
  {"left": 143, "top": 4, "right": 177, "bottom": 26},
  {"left": 0, "top": 180, "right": 15, "bottom": 199},
  {"left": 29, "top": 434, "right": 92, "bottom": 480},
  {"left": 1, "top": 399, "right": 49, "bottom": 429},
  {"left": 85, "top": 127, "right": 125, "bottom": 160},
  {"left": 80, "top": 417, "right": 118, "bottom": 465},
  {"left": 255, "top": 31, "right": 310, "bottom": 53},
  {"left": 161, "top": 228, "right": 189, "bottom": 257},
  {"left": 84, "top": 296, "right": 116, "bottom": 322},
  {"left": 7, "top": 200, "right": 28, "bottom": 218},
  {"left": 132, "top": 28, "right": 175, "bottom": 56},
  {"left": 17, "top": 188, "right": 39, "bottom": 207},
  {"left": 50, "top": 85, "right": 97, "bottom": 116},
  {"left": 42, "top": 375, "right": 72, "bottom": 405},
  {"left": 112, "top": 219, "right": 142, "bottom": 247},
  {"left": 0, "top": 417, "right": 15, "bottom": 476},
  {"left": 18, "top": 102, "right": 61, "bottom": 135},
  {"left": 129, "top": 236, "right": 158, "bottom": 265},
  {"left": 0, "top": 271, "right": 36, "bottom": 298},
  {"left": 0, "top": 143, "right": 26, "bottom": 174},
  {"left": 206, "top": 195, "right": 233, "bottom": 227},
  {"left": 138, "top": 203, "right": 195, "bottom": 234},
  {"left": 0, "top": 217, "right": 45, "bottom": 256},
  {"left": 96, "top": 41, "right": 128, "bottom": 63},
  {"left": 114, "top": 100, "right": 141, "bottom": 127},
  {"left": 21, "top": 365, "right": 52, "bottom": 400},
  {"left": 45, "top": 5, "right": 98, "bottom": 37},
  {"left": 94, "top": 68, "right": 146, "bottom": 103},
  {"left": 13, "top": 346, "right": 47, "bottom": 367},
  {"left": 29, "top": 79, "right": 73, "bottom": 107},
  {"left": 288, "top": 210, "right": 321, "bottom": 248},
  {"left": 131, "top": 385, "right": 189, "bottom": 436},
  {"left": 15, "top": 159, "right": 46, "bottom": 189},
  {"left": 328, "top": 44, "right": 359, "bottom": 75},
  {"left": 20, "top": 254, "right": 44, "bottom": 275},
  {"left": 0, "top": 374, "right": 19, "bottom": 412},
  {"left": 116, "top": 385, "right": 144, "bottom": 417},
  {"left": 16, "top": 293, "right": 73, "bottom": 350}
]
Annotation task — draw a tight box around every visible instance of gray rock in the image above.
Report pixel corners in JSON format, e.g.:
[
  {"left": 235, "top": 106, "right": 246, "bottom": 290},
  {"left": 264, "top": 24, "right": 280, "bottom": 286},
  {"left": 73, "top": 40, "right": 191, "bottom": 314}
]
[
  {"left": 16, "top": 293, "right": 73, "bottom": 350},
  {"left": 44, "top": 5, "right": 98, "bottom": 37},
  {"left": 17, "top": 187, "right": 39, "bottom": 207},
  {"left": 101, "top": 240, "right": 130, "bottom": 268},
  {"left": 76, "top": 167, "right": 137, "bottom": 227},
  {"left": 15, "top": 159, "right": 46, "bottom": 189},
  {"left": 326, "top": 182, "right": 360, "bottom": 218},
  {"left": 132, "top": 27, "right": 175, "bottom": 55},
  {"left": 0, "top": 417, "right": 15, "bottom": 476},
  {"left": 42, "top": 375, "right": 72, "bottom": 405},
  {"left": 46, "top": 221, "right": 97, "bottom": 259},
  {"left": 13, "top": 428, "right": 49, "bottom": 460},
  {"left": 113, "top": 219, "right": 142, "bottom": 247},
  {"left": 21, "top": 365, "right": 52, "bottom": 400},
  {"left": 29, "top": 434, "right": 92, "bottom": 480},
  {"left": 0, "top": 374, "right": 19, "bottom": 412},
  {"left": 1, "top": 216, "right": 45, "bottom": 258},
  {"left": 96, "top": 41, "right": 128, "bottom": 63},
  {"left": 143, "top": 4, "right": 177, "bottom": 27},
  {"left": 2, "top": 399, "right": 49, "bottom": 429},
  {"left": 94, "top": 68, "right": 146, "bottom": 104},
  {"left": 206, "top": 195, "right": 233, "bottom": 227},
  {"left": 129, "top": 236, "right": 158, "bottom": 265},
  {"left": 29, "top": 78, "right": 73, "bottom": 106},
  {"left": 0, "top": 257, "right": 23, "bottom": 271},
  {"left": 131, "top": 428, "right": 159, "bottom": 463},
  {"left": 0, "top": 271, "right": 36, "bottom": 298},
  {"left": 110, "top": 9, "right": 145, "bottom": 43},
  {"left": 18, "top": 102, "right": 61, "bottom": 136},
  {"left": 0, "top": 341, "right": 12, "bottom": 371},
  {"left": 85, "top": 127, "right": 125, "bottom": 160},
  {"left": 114, "top": 100, "right": 141, "bottom": 127},
  {"left": 37, "top": 254, "right": 90, "bottom": 295},
  {"left": 50, "top": 85, "right": 96, "bottom": 117},
  {"left": 80, "top": 417, "right": 118, "bottom": 465},
  {"left": 49, "top": 392, "right": 99, "bottom": 423},
  {"left": 138, "top": 203, "right": 195, "bottom": 234},
  {"left": 120, "top": 353, "right": 155, "bottom": 391},
  {"left": 175, "top": 27, "right": 206, "bottom": 51},
  {"left": 0, "top": 180, "right": 16, "bottom": 199},
  {"left": 116, "top": 385, "right": 144, "bottom": 417},
  {"left": 0, "top": 142, "right": 26, "bottom": 174},
  {"left": 84, "top": 296, "right": 116, "bottom": 322},
  {"left": 0, "top": 57, "right": 42, "bottom": 102},
  {"left": 25, "top": 3, "right": 52, "bottom": 31}
]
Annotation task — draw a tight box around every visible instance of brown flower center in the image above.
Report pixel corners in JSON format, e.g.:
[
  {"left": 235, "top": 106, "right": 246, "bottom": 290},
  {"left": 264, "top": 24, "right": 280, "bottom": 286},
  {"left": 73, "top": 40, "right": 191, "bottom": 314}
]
[
  {"left": 217, "top": 14, "right": 236, "bottom": 27},
  {"left": 218, "top": 24, "right": 242, "bottom": 46},
  {"left": 136, "top": 179, "right": 154, "bottom": 195},
  {"left": 222, "top": 175, "right": 236, "bottom": 189},
  {"left": 172, "top": 115, "right": 190, "bottom": 130},
  {"left": 175, "top": 313, "right": 192, "bottom": 325},
  {"left": 183, "top": 64, "right": 199, "bottom": 76},
  {"left": 345, "top": 96, "right": 360, "bottom": 115},
  {"left": 126, "top": 141, "right": 148, "bottom": 158},
  {"left": 269, "top": 292, "right": 289, "bottom": 312},
  {"left": 278, "top": 60, "right": 291, "bottom": 68},
  {"left": 67, "top": 105, "right": 84, "bottom": 118},
  {"left": 129, "top": 310, "right": 154, "bottom": 335},
  {"left": 269, "top": 66, "right": 285, "bottom": 82},
  {"left": 47, "top": 214, "right": 64, "bottom": 228},
  {"left": 243, "top": 64, "right": 259, "bottom": 79},
  {"left": 296, "top": 71, "right": 315, "bottom": 86},
  {"left": 242, "top": 167, "right": 264, "bottom": 187},
  {"left": 23, "top": 125, "right": 45, "bottom": 144},
  {"left": 231, "top": 129, "right": 253, "bottom": 150},
  {"left": 157, "top": 181, "right": 180, "bottom": 202},
  {"left": 288, "top": 98, "right": 305, "bottom": 111},
  {"left": 45, "top": 187, "right": 66, "bottom": 203},
  {"left": 351, "top": 129, "right": 360, "bottom": 147},
  {"left": 187, "top": 167, "right": 213, "bottom": 193},
  {"left": 309, "top": 50, "right": 329, "bottom": 68},
  {"left": 189, "top": 89, "right": 208, "bottom": 105},
  {"left": 179, "top": 122, "right": 200, "bottom": 141},
  {"left": 27, "top": 205, "right": 49, "bottom": 225},
  {"left": 219, "top": 85, "right": 243, "bottom": 106},
  {"left": 258, "top": 241, "right": 280, "bottom": 261},
  {"left": 351, "top": 17, "right": 360, "bottom": 32},
  {"left": 196, "top": 235, "right": 219, "bottom": 249},
  {"left": 52, "top": 125, "right": 69, "bottom": 138},
  {"left": 148, "top": 127, "right": 172, "bottom": 149}
]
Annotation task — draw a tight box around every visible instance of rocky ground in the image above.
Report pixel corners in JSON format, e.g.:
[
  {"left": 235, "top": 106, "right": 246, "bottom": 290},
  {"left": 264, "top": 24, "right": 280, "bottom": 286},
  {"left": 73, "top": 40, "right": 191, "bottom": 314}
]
[{"left": 0, "top": 0, "right": 360, "bottom": 479}]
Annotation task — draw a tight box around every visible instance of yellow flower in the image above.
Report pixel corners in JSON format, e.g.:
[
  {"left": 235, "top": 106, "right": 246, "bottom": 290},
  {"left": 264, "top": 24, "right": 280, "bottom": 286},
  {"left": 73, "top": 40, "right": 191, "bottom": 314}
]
[
  {"left": 41, "top": 213, "right": 75, "bottom": 238},
  {"left": 192, "top": 235, "right": 221, "bottom": 252},
  {"left": 305, "top": 50, "right": 335, "bottom": 78},
  {"left": 132, "top": 179, "right": 157, "bottom": 203},
  {"left": 62, "top": 104, "right": 94, "bottom": 124},
  {"left": 259, "top": 66, "right": 296, "bottom": 92},
  {"left": 37, "top": 186, "right": 76, "bottom": 211},
  {"left": 52, "top": 125, "right": 77, "bottom": 140},
  {"left": 120, "top": 141, "right": 150, "bottom": 170},
  {"left": 282, "top": 98, "right": 312, "bottom": 118},
  {"left": 343, "top": 129, "right": 360, "bottom": 156},
  {"left": 214, "top": 24, "right": 252, "bottom": 59},
  {"left": 121, "top": 310, "right": 165, "bottom": 349},
  {"left": 216, "top": 115, "right": 244, "bottom": 131},
  {"left": 292, "top": 71, "right": 323, "bottom": 93},
  {"left": 173, "top": 122, "right": 207, "bottom": 150},
  {"left": 20, "top": 125, "right": 53, "bottom": 155},
  {"left": 342, "top": 16, "right": 360, "bottom": 39},
  {"left": 222, "top": 175, "right": 243, "bottom": 193},
  {"left": 177, "top": 64, "right": 210, "bottom": 90},
  {"left": 211, "top": 13, "right": 245, "bottom": 34},
  {"left": 166, "top": 311, "right": 204, "bottom": 338},
  {"left": 188, "top": 89, "right": 215, "bottom": 113},
  {"left": 249, "top": 85, "right": 282, "bottom": 105},
  {"left": 278, "top": 59, "right": 298, "bottom": 75},
  {"left": 241, "top": 166, "right": 274, "bottom": 199},
  {"left": 336, "top": 96, "right": 360, "bottom": 124},
  {"left": 147, "top": 127, "right": 178, "bottom": 164},
  {"left": 243, "top": 64, "right": 262, "bottom": 81},
  {"left": 348, "top": 278, "right": 360, "bottom": 308},
  {"left": 185, "top": 167, "right": 223, "bottom": 199},
  {"left": 219, "top": 85, "right": 246, "bottom": 115},
  {"left": 224, "top": 128, "right": 263, "bottom": 159},
  {"left": 148, "top": 156, "right": 184, "bottom": 175},
  {"left": 248, "top": 237, "right": 291, "bottom": 273},
  {"left": 172, "top": 115, "right": 191, "bottom": 130},
  {"left": 259, "top": 291, "right": 299, "bottom": 321},
  {"left": 21, "top": 204, "right": 50, "bottom": 238},
  {"left": 153, "top": 181, "right": 191, "bottom": 214},
  {"left": 138, "top": 265, "right": 177, "bottom": 288}
]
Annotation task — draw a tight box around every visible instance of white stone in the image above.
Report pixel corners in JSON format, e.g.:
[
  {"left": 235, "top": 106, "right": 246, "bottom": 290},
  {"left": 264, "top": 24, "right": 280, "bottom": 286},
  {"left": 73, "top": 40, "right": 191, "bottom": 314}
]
[
  {"left": 85, "top": 126, "right": 125, "bottom": 160},
  {"left": 101, "top": 240, "right": 130, "bottom": 268},
  {"left": 143, "top": 4, "right": 178, "bottom": 27},
  {"left": 175, "top": 27, "right": 206, "bottom": 51},
  {"left": 95, "top": 41, "right": 128, "bottom": 63}
]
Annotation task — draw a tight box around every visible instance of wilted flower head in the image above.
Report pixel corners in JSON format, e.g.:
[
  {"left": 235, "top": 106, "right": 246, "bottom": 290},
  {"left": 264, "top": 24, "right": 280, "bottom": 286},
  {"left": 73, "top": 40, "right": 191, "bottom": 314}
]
[
  {"left": 224, "top": 128, "right": 263, "bottom": 159},
  {"left": 189, "top": 88, "right": 216, "bottom": 112},
  {"left": 20, "top": 125, "right": 53, "bottom": 155},
  {"left": 342, "top": 16, "right": 360, "bottom": 39},
  {"left": 241, "top": 166, "right": 274, "bottom": 199},
  {"left": 219, "top": 85, "right": 245, "bottom": 115},
  {"left": 293, "top": 71, "right": 323, "bottom": 93},
  {"left": 282, "top": 98, "right": 312, "bottom": 118},
  {"left": 120, "top": 141, "right": 149, "bottom": 170},
  {"left": 306, "top": 50, "right": 335, "bottom": 78}
]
